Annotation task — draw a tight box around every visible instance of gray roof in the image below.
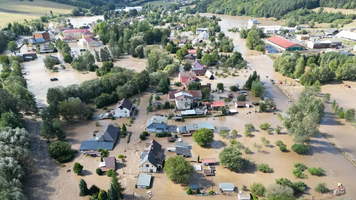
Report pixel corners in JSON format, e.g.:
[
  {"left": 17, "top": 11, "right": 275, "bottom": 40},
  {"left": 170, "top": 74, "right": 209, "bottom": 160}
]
[
  {"left": 220, "top": 127, "right": 229, "bottom": 131},
  {"left": 176, "top": 147, "right": 192, "bottom": 157},
  {"left": 219, "top": 183, "right": 235, "bottom": 191},
  {"left": 175, "top": 141, "right": 191, "bottom": 149},
  {"left": 139, "top": 152, "right": 162, "bottom": 168},
  {"left": 178, "top": 126, "right": 187, "bottom": 133},
  {"left": 140, "top": 140, "right": 164, "bottom": 167},
  {"left": 80, "top": 140, "right": 114, "bottom": 150},
  {"left": 97, "top": 125, "right": 119, "bottom": 142},
  {"left": 117, "top": 98, "right": 132, "bottom": 110},
  {"left": 146, "top": 116, "right": 168, "bottom": 127},
  {"left": 137, "top": 174, "right": 152, "bottom": 187},
  {"left": 186, "top": 124, "right": 199, "bottom": 132},
  {"left": 198, "top": 122, "right": 214, "bottom": 130}
]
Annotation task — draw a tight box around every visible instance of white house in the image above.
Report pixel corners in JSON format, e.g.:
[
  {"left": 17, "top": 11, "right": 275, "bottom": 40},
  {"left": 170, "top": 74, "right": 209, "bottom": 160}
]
[
  {"left": 174, "top": 92, "right": 193, "bottom": 110},
  {"left": 114, "top": 99, "right": 133, "bottom": 118},
  {"left": 199, "top": 31, "right": 209, "bottom": 40},
  {"left": 196, "top": 28, "right": 208, "bottom": 35},
  {"left": 139, "top": 140, "right": 164, "bottom": 173},
  {"left": 82, "top": 36, "right": 101, "bottom": 47}
]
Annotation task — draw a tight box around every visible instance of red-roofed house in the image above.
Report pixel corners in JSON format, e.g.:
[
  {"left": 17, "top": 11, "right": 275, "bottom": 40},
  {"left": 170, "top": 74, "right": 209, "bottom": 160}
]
[
  {"left": 63, "top": 36, "right": 77, "bottom": 43},
  {"left": 204, "top": 101, "right": 225, "bottom": 110},
  {"left": 63, "top": 29, "right": 91, "bottom": 39},
  {"left": 202, "top": 158, "right": 216, "bottom": 165},
  {"left": 187, "top": 49, "right": 197, "bottom": 55},
  {"left": 83, "top": 36, "right": 100, "bottom": 47},
  {"left": 179, "top": 72, "right": 196, "bottom": 83},
  {"left": 266, "top": 36, "right": 304, "bottom": 51}
]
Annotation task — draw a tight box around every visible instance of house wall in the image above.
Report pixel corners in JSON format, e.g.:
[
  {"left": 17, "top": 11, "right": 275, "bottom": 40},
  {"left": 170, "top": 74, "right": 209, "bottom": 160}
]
[
  {"left": 64, "top": 32, "right": 85, "bottom": 39},
  {"left": 114, "top": 107, "right": 131, "bottom": 118},
  {"left": 175, "top": 98, "right": 193, "bottom": 110},
  {"left": 139, "top": 162, "right": 157, "bottom": 173},
  {"left": 88, "top": 40, "right": 100, "bottom": 47}
]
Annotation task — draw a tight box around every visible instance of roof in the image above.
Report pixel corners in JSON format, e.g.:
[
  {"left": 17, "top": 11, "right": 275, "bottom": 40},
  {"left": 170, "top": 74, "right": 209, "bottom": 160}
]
[
  {"left": 101, "top": 157, "right": 116, "bottom": 171},
  {"left": 176, "top": 146, "right": 192, "bottom": 157},
  {"left": 267, "top": 35, "right": 301, "bottom": 49},
  {"left": 178, "top": 126, "right": 187, "bottom": 133},
  {"left": 117, "top": 98, "right": 133, "bottom": 110},
  {"left": 194, "top": 165, "right": 202, "bottom": 171},
  {"left": 152, "top": 102, "right": 162, "bottom": 106},
  {"left": 188, "top": 49, "right": 197, "bottom": 54},
  {"left": 146, "top": 116, "right": 168, "bottom": 127},
  {"left": 175, "top": 141, "right": 191, "bottom": 149},
  {"left": 192, "top": 60, "right": 204, "bottom": 69},
  {"left": 179, "top": 71, "right": 196, "bottom": 78},
  {"left": 97, "top": 125, "right": 119, "bottom": 142},
  {"left": 220, "top": 127, "right": 229, "bottom": 131},
  {"left": 30, "top": 38, "right": 45, "bottom": 44},
  {"left": 238, "top": 192, "right": 251, "bottom": 199},
  {"left": 80, "top": 125, "right": 119, "bottom": 150},
  {"left": 211, "top": 101, "right": 225, "bottom": 107},
  {"left": 174, "top": 92, "right": 193, "bottom": 98},
  {"left": 85, "top": 36, "right": 97, "bottom": 42},
  {"left": 198, "top": 122, "right": 214, "bottom": 130},
  {"left": 137, "top": 174, "right": 152, "bottom": 187},
  {"left": 236, "top": 102, "right": 246, "bottom": 106},
  {"left": 80, "top": 140, "right": 114, "bottom": 150},
  {"left": 168, "top": 90, "right": 202, "bottom": 100},
  {"left": 219, "top": 183, "right": 235, "bottom": 191},
  {"left": 201, "top": 158, "right": 216, "bottom": 164},
  {"left": 203, "top": 169, "right": 214, "bottom": 175},
  {"left": 63, "top": 36, "right": 76, "bottom": 40},
  {"left": 205, "top": 70, "right": 214, "bottom": 77},
  {"left": 197, "top": 28, "right": 208, "bottom": 31},
  {"left": 139, "top": 151, "right": 163, "bottom": 168},
  {"left": 335, "top": 30, "right": 356, "bottom": 41},
  {"left": 186, "top": 124, "right": 199, "bottom": 131},
  {"left": 63, "top": 29, "right": 91, "bottom": 33}
]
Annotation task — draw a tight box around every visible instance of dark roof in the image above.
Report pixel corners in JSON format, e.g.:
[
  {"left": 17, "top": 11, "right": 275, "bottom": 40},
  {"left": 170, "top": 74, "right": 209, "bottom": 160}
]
[
  {"left": 101, "top": 157, "right": 116, "bottom": 171},
  {"left": 192, "top": 60, "right": 204, "bottom": 69},
  {"left": 203, "top": 169, "right": 214, "bottom": 176},
  {"left": 176, "top": 146, "right": 192, "bottom": 157},
  {"left": 117, "top": 98, "right": 133, "bottom": 110},
  {"left": 80, "top": 140, "right": 114, "bottom": 150},
  {"left": 99, "top": 125, "right": 119, "bottom": 142}
]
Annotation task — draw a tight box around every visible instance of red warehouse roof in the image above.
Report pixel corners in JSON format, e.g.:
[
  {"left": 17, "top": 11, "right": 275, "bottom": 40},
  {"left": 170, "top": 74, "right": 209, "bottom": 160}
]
[{"left": 267, "top": 35, "right": 301, "bottom": 49}]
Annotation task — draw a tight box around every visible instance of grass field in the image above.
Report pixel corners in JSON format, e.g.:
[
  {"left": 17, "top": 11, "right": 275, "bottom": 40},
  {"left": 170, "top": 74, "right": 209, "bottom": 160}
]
[
  {"left": 143, "top": 0, "right": 178, "bottom": 8},
  {"left": 0, "top": 0, "right": 73, "bottom": 26},
  {"left": 312, "top": 7, "right": 356, "bottom": 14}
]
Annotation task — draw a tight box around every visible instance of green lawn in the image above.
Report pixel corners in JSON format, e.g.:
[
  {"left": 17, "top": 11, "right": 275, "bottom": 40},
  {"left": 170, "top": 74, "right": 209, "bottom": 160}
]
[{"left": 144, "top": 1, "right": 178, "bottom": 8}]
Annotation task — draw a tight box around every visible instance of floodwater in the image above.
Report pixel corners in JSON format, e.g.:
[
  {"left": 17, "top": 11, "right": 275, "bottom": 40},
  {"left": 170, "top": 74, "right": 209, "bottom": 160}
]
[{"left": 49, "top": 15, "right": 104, "bottom": 29}]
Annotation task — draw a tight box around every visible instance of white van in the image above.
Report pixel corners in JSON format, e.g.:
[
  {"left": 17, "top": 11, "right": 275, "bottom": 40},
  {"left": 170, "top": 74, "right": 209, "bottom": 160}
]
[{"left": 167, "top": 147, "right": 176, "bottom": 152}]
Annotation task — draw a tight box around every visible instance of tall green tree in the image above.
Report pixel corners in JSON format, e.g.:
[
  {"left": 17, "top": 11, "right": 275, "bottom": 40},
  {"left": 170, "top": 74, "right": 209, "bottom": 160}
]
[
  {"left": 193, "top": 128, "right": 214, "bottom": 146},
  {"left": 219, "top": 146, "right": 246, "bottom": 172},
  {"left": 79, "top": 179, "right": 89, "bottom": 196},
  {"left": 7, "top": 41, "right": 17, "bottom": 52},
  {"left": 164, "top": 156, "right": 194, "bottom": 184}
]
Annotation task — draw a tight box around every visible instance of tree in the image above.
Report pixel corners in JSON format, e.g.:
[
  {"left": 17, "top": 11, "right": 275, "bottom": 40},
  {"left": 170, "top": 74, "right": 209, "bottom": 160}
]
[
  {"left": 202, "top": 87, "right": 210, "bottom": 100},
  {"left": 250, "top": 183, "right": 265, "bottom": 197},
  {"left": 7, "top": 41, "right": 17, "bottom": 52},
  {"left": 63, "top": 53, "right": 73, "bottom": 63},
  {"left": 108, "top": 184, "right": 118, "bottom": 200},
  {"left": 164, "top": 156, "right": 194, "bottom": 184},
  {"left": 110, "top": 173, "right": 125, "bottom": 199},
  {"left": 176, "top": 48, "right": 187, "bottom": 61},
  {"left": 79, "top": 179, "right": 89, "bottom": 196},
  {"left": 251, "top": 80, "right": 265, "bottom": 97},
  {"left": 219, "top": 146, "right": 245, "bottom": 171},
  {"left": 197, "top": 47, "right": 202, "bottom": 59},
  {"left": 157, "top": 78, "right": 170, "bottom": 94},
  {"left": 315, "top": 182, "right": 329, "bottom": 193},
  {"left": 294, "top": 57, "right": 305, "bottom": 78},
  {"left": 186, "top": 186, "right": 192, "bottom": 195},
  {"left": 94, "top": 49, "right": 101, "bottom": 62},
  {"left": 44, "top": 55, "right": 55, "bottom": 70},
  {"left": 323, "top": 93, "right": 330, "bottom": 103},
  {"left": 0, "top": 111, "right": 23, "bottom": 129},
  {"left": 230, "top": 85, "right": 239, "bottom": 92},
  {"left": 49, "top": 141, "right": 74, "bottom": 162},
  {"left": 40, "top": 120, "right": 56, "bottom": 142},
  {"left": 202, "top": 53, "right": 213, "bottom": 66},
  {"left": 219, "top": 129, "right": 229, "bottom": 138},
  {"left": 193, "top": 128, "right": 214, "bottom": 146},
  {"left": 246, "top": 29, "right": 263, "bottom": 50},
  {"left": 257, "top": 163, "right": 272, "bottom": 173},
  {"left": 338, "top": 107, "right": 344, "bottom": 118},
  {"left": 345, "top": 109, "right": 355, "bottom": 122},
  {"left": 73, "top": 162, "right": 83, "bottom": 175},
  {"left": 265, "top": 184, "right": 295, "bottom": 200},
  {"left": 135, "top": 45, "right": 144, "bottom": 58},
  {"left": 96, "top": 168, "right": 103, "bottom": 175},
  {"left": 217, "top": 83, "right": 224, "bottom": 92},
  {"left": 100, "top": 47, "right": 111, "bottom": 61},
  {"left": 183, "top": 63, "right": 192, "bottom": 71}
]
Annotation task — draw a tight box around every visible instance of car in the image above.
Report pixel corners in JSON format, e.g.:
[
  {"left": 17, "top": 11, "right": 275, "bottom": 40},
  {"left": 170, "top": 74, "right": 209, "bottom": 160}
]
[
  {"left": 270, "top": 79, "right": 273, "bottom": 82},
  {"left": 50, "top": 78, "right": 58, "bottom": 81},
  {"left": 344, "top": 85, "right": 351, "bottom": 88},
  {"left": 279, "top": 81, "right": 282, "bottom": 84}
]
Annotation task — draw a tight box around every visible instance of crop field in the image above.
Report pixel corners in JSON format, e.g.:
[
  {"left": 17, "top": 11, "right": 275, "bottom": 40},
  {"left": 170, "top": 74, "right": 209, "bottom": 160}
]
[
  {"left": 0, "top": 0, "right": 73, "bottom": 26},
  {"left": 312, "top": 7, "right": 356, "bottom": 14}
]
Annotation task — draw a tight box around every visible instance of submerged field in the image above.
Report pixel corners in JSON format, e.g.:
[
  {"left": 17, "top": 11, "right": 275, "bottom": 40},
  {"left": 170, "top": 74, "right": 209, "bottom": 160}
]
[{"left": 0, "top": 0, "right": 73, "bottom": 26}]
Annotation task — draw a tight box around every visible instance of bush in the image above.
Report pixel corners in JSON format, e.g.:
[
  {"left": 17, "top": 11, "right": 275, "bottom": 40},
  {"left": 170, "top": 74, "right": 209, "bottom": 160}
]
[
  {"left": 237, "top": 95, "right": 246, "bottom": 101},
  {"left": 208, "top": 189, "right": 214, "bottom": 195},
  {"left": 95, "top": 121, "right": 100, "bottom": 127},
  {"left": 242, "top": 185, "right": 247, "bottom": 191},
  {"left": 260, "top": 137, "right": 270, "bottom": 147},
  {"left": 73, "top": 162, "right": 83, "bottom": 175},
  {"left": 338, "top": 107, "right": 344, "bottom": 118},
  {"left": 257, "top": 163, "right": 272, "bottom": 173},
  {"left": 250, "top": 183, "right": 265, "bottom": 196},
  {"left": 135, "top": 184, "right": 137, "bottom": 188},
  {"left": 118, "top": 155, "right": 124, "bottom": 159},
  {"left": 49, "top": 141, "right": 74, "bottom": 162},
  {"left": 279, "top": 145, "right": 287, "bottom": 152},
  {"left": 129, "top": 117, "right": 133, "bottom": 124},
  {"left": 260, "top": 123, "right": 271, "bottom": 130},
  {"left": 155, "top": 95, "right": 161, "bottom": 100},
  {"left": 275, "top": 125, "right": 282, "bottom": 134},
  {"left": 315, "top": 182, "right": 329, "bottom": 193},
  {"left": 155, "top": 132, "right": 171, "bottom": 137},
  {"left": 292, "top": 168, "right": 307, "bottom": 179},
  {"left": 106, "top": 169, "right": 115, "bottom": 177},
  {"left": 292, "top": 181, "right": 307, "bottom": 193},
  {"left": 244, "top": 147, "right": 251, "bottom": 154},
  {"left": 291, "top": 144, "right": 309, "bottom": 155},
  {"left": 294, "top": 163, "right": 307, "bottom": 171},
  {"left": 139, "top": 133, "right": 147, "bottom": 140},
  {"left": 186, "top": 186, "right": 192, "bottom": 195},
  {"left": 96, "top": 168, "right": 103, "bottom": 175},
  {"left": 275, "top": 140, "right": 284, "bottom": 147},
  {"left": 308, "top": 167, "right": 324, "bottom": 176}
]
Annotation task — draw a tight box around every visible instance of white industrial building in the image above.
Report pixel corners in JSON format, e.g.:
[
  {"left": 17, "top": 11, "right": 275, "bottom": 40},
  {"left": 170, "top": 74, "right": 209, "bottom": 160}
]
[{"left": 334, "top": 30, "right": 356, "bottom": 41}]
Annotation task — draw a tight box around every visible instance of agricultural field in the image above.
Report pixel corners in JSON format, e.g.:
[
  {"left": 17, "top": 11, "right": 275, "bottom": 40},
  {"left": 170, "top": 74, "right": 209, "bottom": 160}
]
[
  {"left": 144, "top": 0, "right": 178, "bottom": 8},
  {"left": 312, "top": 7, "right": 356, "bottom": 14},
  {"left": 0, "top": 0, "right": 73, "bottom": 26}
]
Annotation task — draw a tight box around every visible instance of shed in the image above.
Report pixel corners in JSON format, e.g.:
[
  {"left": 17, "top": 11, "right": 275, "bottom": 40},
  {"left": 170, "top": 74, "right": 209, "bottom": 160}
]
[
  {"left": 203, "top": 169, "right": 215, "bottom": 176},
  {"left": 235, "top": 102, "right": 246, "bottom": 108},
  {"left": 175, "top": 141, "right": 192, "bottom": 149},
  {"left": 220, "top": 127, "right": 229, "bottom": 131},
  {"left": 177, "top": 126, "right": 187, "bottom": 134},
  {"left": 136, "top": 174, "right": 152, "bottom": 189},
  {"left": 194, "top": 165, "right": 202, "bottom": 171},
  {"left": 99, "top": 157, "right": 116, "bottom": 172},
  {"left": 266, "top": 35, "right": 304, "bottom": 51},
  {"left": 202, "top": 158, "right": 216, "bottom": 165},
  {"left": 176, "top": 146, "right": 192, "bottom": 157},
  {"left": 219, "top": 183, "right": 235, "bottom": 192},
  {"left": 238, "top": 192, "right": 251, "bottom": 200}
]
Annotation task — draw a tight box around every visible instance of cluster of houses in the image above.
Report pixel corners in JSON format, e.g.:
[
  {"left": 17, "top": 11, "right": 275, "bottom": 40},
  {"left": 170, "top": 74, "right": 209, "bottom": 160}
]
[{"left": 62, "top": 29, "right": 101, "bottom": 47}]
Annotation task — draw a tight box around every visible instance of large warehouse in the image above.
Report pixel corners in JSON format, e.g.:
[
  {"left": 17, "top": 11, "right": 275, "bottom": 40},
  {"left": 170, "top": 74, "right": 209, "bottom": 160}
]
[
  {"left": 266, "top": 35, "right": 304, "bottom": 51},
  {"left": 334, "top": 31, "right": 356, "bottom": 41}
]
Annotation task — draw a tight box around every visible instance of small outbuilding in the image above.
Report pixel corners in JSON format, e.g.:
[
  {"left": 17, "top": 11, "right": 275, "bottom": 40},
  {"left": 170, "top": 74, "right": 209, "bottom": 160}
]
[
  {"left": 219, "top": 183, "right": 236, "bottom": 192},
  {"left": 176, "top": 146, "right": 192, "bottom": 157},
  {"left": 203, "top": 169, "right": 215, "bottom": 176},
  {"left": 136, "top": 174, "right": 152, "bottom": 189},
  {"left": 202, "top": 158, "right": 216, "bottom": 166},
  {"left": 238, "top": 191, "right": 251, "bottom": 200},
  {"left": 99, "top": 157, "right": 116, "bottom": 172}
]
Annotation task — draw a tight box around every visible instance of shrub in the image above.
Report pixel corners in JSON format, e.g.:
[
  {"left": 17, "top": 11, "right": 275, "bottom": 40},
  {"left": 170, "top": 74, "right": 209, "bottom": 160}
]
[
  {"left": 106, "top": 169, "right": 115, "bottom": 177},
  {"left": 292, "top": 181, "right": 307, "bottom": 193},
  {"left": 242, "top": 185, "right": 247, "bottom": 191},
  {"left": 244, "top": 130, "right": 252, "bottom": 137},
  {"left": 244, "top": 147, "right": 251, "bottom": 154},
  {"left": 139, "top": 133, "right": 146, "bottom": 140},
  {"left": 73, "top": 162, "right": 83, "bottom": 175},
  {"left": 260, "top": 137, "right": 270, "bottom": 147},
  {"left": 95, "top": 121, "right": 100, "bottom": 127},
  {"left": 308, "top": 167, "right": 324, "bottom": 176},
  {"left": 250, "top": 183, "right": 265, "bottom": 196},
  {"left": 291, "top": 144, "right": 309, "bottom": 154},
  {"left": 260, "top": 123, "right": 271, "bottom": 130},
  {"left": 118, "top": 155, "right": 124, "bottom": 159},
  {"left": 208, "top": 189, "right": 214, "bottom": 195},
  {"left": 145, "top": 186, "right": 149, "bottom": 189},
  {"left": 276, "top": 113, "right": 283, "bottom": 121},
  {"left": 257, "top": 163, "right": 272, "bottom": 173},
  {"left": 155, "top": 95, "right": 161, "bottom": 100},
  {"left": 155, "top": 132, "right": 171, "bottom": 137},
  {"left": 135, "top": 184, "right": 137, "bottom": 188},
  {"left": 237, "top": 95, "right": 246, "bottom": 101},
  {"left": 196, "top": 187, "right": 200, "bottom": 194},
  {"left": 294, "top": 163, "right": 307, "bottom": 171},
  {"left": 275, "top": 140, "right": 284, "bottom": 147},
  {"left": 130, "top": 117, "right": 133, "bottom": 124},
  {"left": 49, "top": 141, "right": 74, "bottom": 162},
  {"left": 135, "top": 109, "right": 139, "bottom": 115},
  {"left": 292, "top": 168, "right": 307, "bottom": 179},
  {"left": 245, "top": 123, "right": 255, "bottom": 132},
  {"left": 275, "top": 125, "right": 282, "bottom": 134},
  {"left": 186, "top": 186, "right": 192, "bottom": 195},
  {"left": 279, "top": 145, "right": 287, "bottom": 152},
  {"left": 315, "top": 182, "right": 329, "bottom": 193},
  {"left": 96, "top": 168, "right": 103, "bottom": 175}
]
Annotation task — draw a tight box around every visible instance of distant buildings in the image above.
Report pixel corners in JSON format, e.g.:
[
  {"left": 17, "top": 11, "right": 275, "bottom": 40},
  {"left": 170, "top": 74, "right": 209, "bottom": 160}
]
[
  {"left": 195, "top": 28, "right": 209, "bottom": 35},
  {"left": 179, "top": 71, "right": 196, "bottom": 83},
  {"left": 63, "top": 29, "right": 91, "bottom": 40},
  {"left": 334, "top": 30, "right": 356, "bottom": 41},
  {"left": 247, "top": 19, "right": 258, "bottom": 27},
  {"left": 306, "top": 39, "right": 341, "bottom": 49},
  {"left": 174, "top": 92, "right": 194, "bottom": 110},
  {"left": 168, "top": 90, "right": 202, "bottom": 102},
  {"left": 32, "top": 31, "right": 50, "bottom": 41},
  {"left": 199, "top": 31, "right": 209, "bottom": 40},
  {"left": 115, "top": 6, "right": 143, "bottom": 12},
  {"left": 82, "top": 36, "right": 101, "bottom": 47},
  {"left": 266, "top": 35, "right": 304, "bottom": 51}
]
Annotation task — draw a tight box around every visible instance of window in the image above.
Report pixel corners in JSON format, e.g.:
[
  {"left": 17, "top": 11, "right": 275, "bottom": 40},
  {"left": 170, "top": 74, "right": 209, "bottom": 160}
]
[
  {"left": 146, "top": 164, "right": 149, "bottom": 167},
  {"left": 125, "top": 111, "right": 127, "bottom": 113}
]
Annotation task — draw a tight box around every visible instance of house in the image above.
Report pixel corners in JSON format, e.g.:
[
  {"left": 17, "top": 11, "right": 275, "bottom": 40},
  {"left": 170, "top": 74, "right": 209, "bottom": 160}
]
[
  {"left": 114, "top": 98, "right": 133, "bottom": 118},
  {"left": 196, "top": 28, "right": 209, "bottom": 35},
  {"left": 192, "top": 60, "right": 204, "bottom": 69},
  {"left": 136, "top": 174, "right": 152, "bottom": 189},
  {"left": 192, "top": 68, "right": 207, "bottom": 76},
  {"left": 80, "top": 125, "right": 119, "bottom": 151},
  {"left": 22, "top": 52, "right": 37, "bottom": 61},
  {"left": 83, "top": 36, "right": 101, "bottom": 47},
  {"left": 266, "top": 36, "right": 304, "bottom": 51},
  {"left": 168, "top": 90, "right": 202, "bottom": 101},
  {"left": 205, "top": 70, "right": 214, "bottom": 79},
  {"left": 186, "top": 124, "right": 199, "bottom": 133},
  {"left": 202, "top": 158, "right": 216, "bottom": 165},
  {"left": 174, "top": 92, "right": 193, "bottom": 110},
  {"left": 179, "top": 72, "right": 197, "bottom": 83},
  {"left": 219, "top": 183, "right": 236, "bottom": 192},
  {"left": 63, "top": 29, "right": 91, "bottom": 40},
  {"left": 209, "top": 101, "right": 225, "bottom": 110},
  {"left": 307, "top": 40, "right": 332, "bottom": 49},
  {"left": 32, "top": 31, "right": 50, "bottom": 41},
  {"left": 238, "top": 192, "right": 251, "bottom": 200},
  {"left": 185, "top": 77, "right": 196, "bottom": 86},
  {"left": 199, "top": 31, "right": 209, "bottom": 40},
  {"left": 99, "top": 157, "right": 116, "bottom": 172},
  {"left": 40, "top": 44, "right": 54, "bottom": 53},
  {"left": 324, "top": 28, "right": 338, "bottom": 36},
  {"left": 175, "top": 141, "right": 192, "bottom": 149},
  {"left": 187, "top": 49, "right": 197, "bottom": 55},
  {"left": 235, "top": 102, "right": 246, "bottom": 108},
  {"left": 176, "top": 146, "right": 192, "bottom": 157},
  {"left": 198, "top": 122, "right": 215, "bottom": 130},
  {"left": 63, "top": 36, "right": 77, "bottom": 43},
  {"left": 192, "top": 37, "right": 202, "bottom": 45},
  {"left": 146, "top": 115, "right": 168, "bottom": 133},
  {"left": 29, "top": 38, "right": 46, "bottom": 45},
  {"left": 184, "top": 54, "right": 196, "bottom": 61},
  {"left": 177, "top": 126, "right": 187, "bottom": 134},
  {"left": 203, "top": 169, "right": 215, "bottom": 176},
  {"left": 139, "top": 140, "right": 165, "bottom": 172}
]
